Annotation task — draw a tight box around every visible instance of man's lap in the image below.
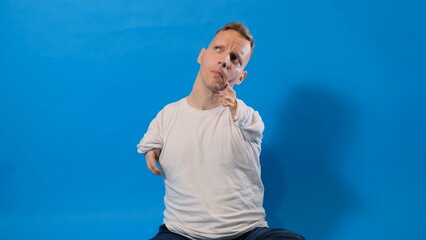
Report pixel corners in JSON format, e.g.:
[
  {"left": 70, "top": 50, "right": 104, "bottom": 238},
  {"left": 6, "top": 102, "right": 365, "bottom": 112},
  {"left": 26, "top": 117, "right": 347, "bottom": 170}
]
[{"left": 151, "top": 224, "right": 305, "bottom": 240}]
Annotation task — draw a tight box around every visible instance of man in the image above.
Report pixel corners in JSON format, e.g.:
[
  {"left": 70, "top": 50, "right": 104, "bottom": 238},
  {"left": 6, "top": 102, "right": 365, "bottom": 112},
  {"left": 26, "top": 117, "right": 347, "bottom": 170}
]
[{"left": 137, "top": 22, "right": 304, "bottom": 240}]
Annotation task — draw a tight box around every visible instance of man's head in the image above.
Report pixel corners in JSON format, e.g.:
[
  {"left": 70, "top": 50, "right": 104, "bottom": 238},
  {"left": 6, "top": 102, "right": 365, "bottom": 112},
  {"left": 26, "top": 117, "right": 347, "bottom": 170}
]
[
  {"left": 197, "top": 22, "right": 254, "bottom": 93},
  {"left": 214, "top": 22, "right": 255, "bottom": 57}
]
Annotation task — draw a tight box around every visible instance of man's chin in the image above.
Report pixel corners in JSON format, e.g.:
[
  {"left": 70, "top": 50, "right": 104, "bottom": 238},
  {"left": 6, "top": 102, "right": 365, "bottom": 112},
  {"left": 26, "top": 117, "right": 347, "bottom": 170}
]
[{"left": 209, "top": 82, "right": 226, "bottom": 93}]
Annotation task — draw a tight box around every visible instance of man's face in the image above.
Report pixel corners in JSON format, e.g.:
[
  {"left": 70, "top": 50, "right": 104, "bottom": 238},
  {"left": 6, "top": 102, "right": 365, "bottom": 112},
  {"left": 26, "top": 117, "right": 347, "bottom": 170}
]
[{"left": 197, "top": 30, "right": 252, "bottom": 93}]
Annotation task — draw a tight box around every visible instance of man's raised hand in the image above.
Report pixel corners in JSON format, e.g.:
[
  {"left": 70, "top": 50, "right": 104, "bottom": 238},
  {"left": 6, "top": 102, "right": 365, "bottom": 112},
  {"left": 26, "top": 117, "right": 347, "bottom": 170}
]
[{"left": 215, "top": 83, "right": 238, "bottom": 122}]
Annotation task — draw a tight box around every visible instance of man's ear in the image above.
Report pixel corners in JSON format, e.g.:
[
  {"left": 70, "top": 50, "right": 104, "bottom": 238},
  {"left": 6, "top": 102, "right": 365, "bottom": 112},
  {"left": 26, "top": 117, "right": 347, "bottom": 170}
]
[
  {"left": 197, "top": 48, "right": 206, "bottom": 64},
  {"left": 235, "top": 71, "right": 248, "bottom": 85}
]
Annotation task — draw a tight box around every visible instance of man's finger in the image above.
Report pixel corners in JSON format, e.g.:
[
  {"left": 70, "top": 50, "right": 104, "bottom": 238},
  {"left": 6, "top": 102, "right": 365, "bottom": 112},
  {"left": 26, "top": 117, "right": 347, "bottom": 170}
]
[
  {"left": 147, "top": 158, "right": 163, "bottom": 175},
  {"left": 220, "top": 83, "right": 236, "bottom": 98}
]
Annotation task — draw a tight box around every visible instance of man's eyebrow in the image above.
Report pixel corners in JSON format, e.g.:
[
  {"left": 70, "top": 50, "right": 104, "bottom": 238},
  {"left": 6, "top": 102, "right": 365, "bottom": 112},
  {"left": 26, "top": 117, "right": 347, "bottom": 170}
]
[{"left": 213, "top": 42, "right": 224, "bottom": 47}]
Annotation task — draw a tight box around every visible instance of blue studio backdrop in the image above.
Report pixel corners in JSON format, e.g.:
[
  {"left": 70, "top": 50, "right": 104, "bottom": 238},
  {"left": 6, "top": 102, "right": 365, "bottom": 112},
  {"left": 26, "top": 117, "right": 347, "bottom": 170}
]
[{"left": 1, "top": 1, "right": 425, "bottom": 239}]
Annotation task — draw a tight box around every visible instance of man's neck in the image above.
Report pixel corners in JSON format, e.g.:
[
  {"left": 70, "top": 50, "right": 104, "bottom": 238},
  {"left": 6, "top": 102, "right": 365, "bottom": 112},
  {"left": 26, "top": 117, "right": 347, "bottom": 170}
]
[{"left": 187, "top": 73, "right": 221, "bottom": 110}]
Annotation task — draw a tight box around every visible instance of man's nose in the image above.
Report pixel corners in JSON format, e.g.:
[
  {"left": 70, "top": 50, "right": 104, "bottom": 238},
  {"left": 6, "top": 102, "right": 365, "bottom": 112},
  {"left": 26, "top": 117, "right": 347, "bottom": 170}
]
[{"left": 218, "top": 55, "right": 230, "bottom": 68}]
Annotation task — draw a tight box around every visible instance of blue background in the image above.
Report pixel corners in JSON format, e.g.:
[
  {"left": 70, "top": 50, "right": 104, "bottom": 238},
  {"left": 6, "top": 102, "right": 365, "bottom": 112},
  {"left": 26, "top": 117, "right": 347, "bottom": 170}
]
[{"left": 1, "top": 0, "right": 425, "bottom": 239}]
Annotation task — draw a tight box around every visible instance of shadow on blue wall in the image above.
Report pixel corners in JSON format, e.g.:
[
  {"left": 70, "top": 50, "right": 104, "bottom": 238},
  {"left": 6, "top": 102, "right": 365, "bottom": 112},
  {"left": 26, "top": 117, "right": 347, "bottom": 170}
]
[{"left": 261, "top": 84, "right": 360, "bottom": 239}]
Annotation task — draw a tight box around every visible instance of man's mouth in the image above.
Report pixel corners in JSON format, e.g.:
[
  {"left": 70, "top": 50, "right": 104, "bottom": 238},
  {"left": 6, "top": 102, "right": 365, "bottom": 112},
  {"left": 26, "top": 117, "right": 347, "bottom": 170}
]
[{"left": 211, "top": 71, "right": 223, "bottom": 79}]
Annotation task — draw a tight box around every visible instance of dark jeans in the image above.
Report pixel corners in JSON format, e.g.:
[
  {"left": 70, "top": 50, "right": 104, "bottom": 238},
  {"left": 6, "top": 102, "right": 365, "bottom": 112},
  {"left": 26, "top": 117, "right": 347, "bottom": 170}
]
[{"left": 151, "top": 224, "right": 305, "bottom": 240}]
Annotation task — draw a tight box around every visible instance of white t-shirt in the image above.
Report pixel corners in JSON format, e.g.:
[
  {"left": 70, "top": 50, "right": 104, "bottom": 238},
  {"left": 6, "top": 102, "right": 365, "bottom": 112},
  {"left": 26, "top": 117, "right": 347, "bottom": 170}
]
[{"left": 137, "top": 98, "right": 268, "bottom": 239}]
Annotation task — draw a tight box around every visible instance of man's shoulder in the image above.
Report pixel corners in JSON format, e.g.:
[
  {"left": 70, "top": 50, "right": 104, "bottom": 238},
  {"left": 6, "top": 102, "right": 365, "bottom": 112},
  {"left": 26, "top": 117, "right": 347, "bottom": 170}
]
[
  {"left": 156, "top": 98, "right": 186, "bottom": 116},
  {"left": 162, "top": 98, "right": 185, "bottom": 110},
  {"left": 236, "top": 98, "right": 255, "bottom": 111}
]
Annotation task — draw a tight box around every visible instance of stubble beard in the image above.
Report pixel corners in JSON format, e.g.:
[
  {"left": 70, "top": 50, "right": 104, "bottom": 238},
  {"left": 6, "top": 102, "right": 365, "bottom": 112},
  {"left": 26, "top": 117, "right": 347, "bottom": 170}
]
[{"left": 211, "top": 77, "right": 228, "bottom": 93}]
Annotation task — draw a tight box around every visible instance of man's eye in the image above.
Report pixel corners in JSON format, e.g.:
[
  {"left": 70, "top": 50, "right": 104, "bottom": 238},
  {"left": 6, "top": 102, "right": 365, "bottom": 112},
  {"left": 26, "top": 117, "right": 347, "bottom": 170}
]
[{"left": 230, "top": 54, "right": 240, "bottom": 63}]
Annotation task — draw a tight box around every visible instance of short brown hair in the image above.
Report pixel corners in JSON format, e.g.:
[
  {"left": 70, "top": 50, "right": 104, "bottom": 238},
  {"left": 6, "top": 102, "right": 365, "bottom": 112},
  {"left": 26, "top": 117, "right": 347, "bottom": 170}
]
[{"left": 215, "top": 22, "right": 255, "bottom": 53}]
